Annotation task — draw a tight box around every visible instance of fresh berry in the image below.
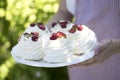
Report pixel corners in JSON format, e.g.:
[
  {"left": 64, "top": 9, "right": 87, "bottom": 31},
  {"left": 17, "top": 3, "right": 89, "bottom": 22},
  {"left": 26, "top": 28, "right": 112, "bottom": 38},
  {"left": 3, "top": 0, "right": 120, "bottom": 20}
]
[
  {"left": 50, "top": 33, "right": 58, "bottom": 40},
  {"left": 59, "top": 21, "right": 68, "bottom": 28},
  {"left": 51, "top": 22, "right": 57, "bottom": 27},
  {"left": 24, "top": 33, "right": 31, "bottom": 38},
  {"left": 38, "top": 24, "right": 46, "bottom": 30},
  {"left": 32, "top": 36, "right": 38, "bottom": 42},
  {"left": 31, "top": 32, "right": 39, "bottom": 36},
  {"left": 57, "top": 31, "right": 66, "bottom": 38},
  {"left": 30, "top": 23, "right": 36, "bottom": 27},
  {"left": 77, "top": 25, "right": 83, "bottom": 31}
]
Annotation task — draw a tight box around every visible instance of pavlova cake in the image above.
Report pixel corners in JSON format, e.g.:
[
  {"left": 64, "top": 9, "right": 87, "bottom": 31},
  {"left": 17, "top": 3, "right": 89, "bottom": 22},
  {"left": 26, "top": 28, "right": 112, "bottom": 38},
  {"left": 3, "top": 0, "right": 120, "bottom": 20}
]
[
  {"left": 11, "top": 20, "right": 98, "bottom": 64},
  {"left": 11, "top": 23, "right": 49, "bottom": 60},
  {"left": 44, "top": 31, "right": 72, "bottom": 63},
  {"left": 50, "top": 20, "right": 98, "bottom": 55}
]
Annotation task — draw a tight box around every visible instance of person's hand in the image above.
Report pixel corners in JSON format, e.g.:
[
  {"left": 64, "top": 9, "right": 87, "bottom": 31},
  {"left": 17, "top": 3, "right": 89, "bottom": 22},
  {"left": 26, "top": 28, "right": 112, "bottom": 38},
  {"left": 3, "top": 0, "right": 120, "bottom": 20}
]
[{"left": 70, "top": 39, "right": 120, "bottom": 68}]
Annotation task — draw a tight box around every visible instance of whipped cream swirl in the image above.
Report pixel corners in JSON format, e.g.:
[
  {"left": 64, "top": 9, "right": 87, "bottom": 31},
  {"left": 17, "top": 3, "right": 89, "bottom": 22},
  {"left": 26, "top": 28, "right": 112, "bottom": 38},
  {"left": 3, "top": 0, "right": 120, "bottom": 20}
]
[
  {"left": 11, "top": 24, "right": 49, "bottom": 60},
  {"left": 44, "top": 38, "right": 72, "bottom": 63},
  {"left": 68, "top": 25, "right": 98, "bottom": 54}
]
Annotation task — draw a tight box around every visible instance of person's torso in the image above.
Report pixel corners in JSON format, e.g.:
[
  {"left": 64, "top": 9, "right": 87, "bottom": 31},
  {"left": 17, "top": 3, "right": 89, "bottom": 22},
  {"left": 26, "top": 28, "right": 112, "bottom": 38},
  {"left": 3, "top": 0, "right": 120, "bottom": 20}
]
[{"left": 67, "top": 0, "right": 120, "bottom": 80}]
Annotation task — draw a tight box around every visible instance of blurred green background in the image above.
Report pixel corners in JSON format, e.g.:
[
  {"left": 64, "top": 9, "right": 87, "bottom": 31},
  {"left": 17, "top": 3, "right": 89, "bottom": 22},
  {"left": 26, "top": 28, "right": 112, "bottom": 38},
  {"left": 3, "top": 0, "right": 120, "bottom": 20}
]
[{"left": 0, "top": 0, "right": 69, "bottom": 80}]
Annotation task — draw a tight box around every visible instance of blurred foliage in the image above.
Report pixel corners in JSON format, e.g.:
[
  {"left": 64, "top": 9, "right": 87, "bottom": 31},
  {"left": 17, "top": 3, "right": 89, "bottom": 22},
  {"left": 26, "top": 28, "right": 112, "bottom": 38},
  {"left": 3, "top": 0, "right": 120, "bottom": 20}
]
[{"left": 0, "top": 0, "right": 69, "bottom": 80}]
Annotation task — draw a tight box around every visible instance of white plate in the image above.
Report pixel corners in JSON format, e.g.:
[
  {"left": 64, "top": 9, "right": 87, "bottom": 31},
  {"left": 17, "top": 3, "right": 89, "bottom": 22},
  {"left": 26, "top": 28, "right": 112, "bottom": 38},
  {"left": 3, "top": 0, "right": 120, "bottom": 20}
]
[{"left": 11, "top": 51, "right": 95, "bottom": 68}]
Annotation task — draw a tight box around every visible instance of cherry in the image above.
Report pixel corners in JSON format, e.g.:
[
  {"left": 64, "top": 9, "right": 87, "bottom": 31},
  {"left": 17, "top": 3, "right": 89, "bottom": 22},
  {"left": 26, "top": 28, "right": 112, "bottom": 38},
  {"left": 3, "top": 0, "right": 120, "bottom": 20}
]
[
  {"left": 50, "top": 33, "right": 58, "bottom": 40},
  {"left": 59, "top": 21, "right": 68, "bottom": 28},
  {"left": 30, "top": 23, "right": 36, "bottom": 27},
  {"left": 32, "top": 36, "right": 38, "bottom": 42},
  {"left": 77, "top": 25, "right": 83, "bottom": 31},
  {"left": 51, "top": 22, "right": 57, "bottom": 27}
]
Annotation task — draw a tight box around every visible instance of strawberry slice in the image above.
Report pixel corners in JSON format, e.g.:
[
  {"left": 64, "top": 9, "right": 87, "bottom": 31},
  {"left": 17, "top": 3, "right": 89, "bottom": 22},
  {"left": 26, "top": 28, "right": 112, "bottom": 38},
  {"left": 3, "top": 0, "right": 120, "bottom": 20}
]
[{"left": 57, "top": 31, "right": 66, "bottom": 38}]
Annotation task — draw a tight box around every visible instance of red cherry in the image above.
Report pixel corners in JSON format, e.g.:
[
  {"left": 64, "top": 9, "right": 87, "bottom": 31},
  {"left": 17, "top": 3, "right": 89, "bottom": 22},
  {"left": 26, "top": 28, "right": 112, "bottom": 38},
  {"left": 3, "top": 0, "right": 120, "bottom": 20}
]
[
  {"left": 30, "top": 23, "right": 36, "bottom": 27},
  {"left": 37, "top": 22, "right": 46, "bottom": 30},
  {"left": 77, "top": 25, "right": 83, "bottom": 31},
  {"left": 50, "top": 33, "right": 58, "bottom": 40},
  {"left": 38, "top": 24, "right": 46, "bottom": 30},
  {"left": 59, "top": 21, "right": 68, "bottom": 28},
  {"left": 51, "top": 22, "right": 57, "bottom": 27},
  {"left": 32, "top": 36, "right": 38, "bottom": 42},
  {"left": 57, "top": 31, "right": 66, "bottom": 38},
  {"left": 31, "top": 32, "right": 39, "bottom": 36}
]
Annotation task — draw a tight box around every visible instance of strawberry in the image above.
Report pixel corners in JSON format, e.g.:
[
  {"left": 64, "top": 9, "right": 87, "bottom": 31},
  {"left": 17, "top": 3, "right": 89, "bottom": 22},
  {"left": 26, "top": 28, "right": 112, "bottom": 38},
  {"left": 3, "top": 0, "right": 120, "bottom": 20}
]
[
  {"left": 30, "top": 23, "right": 36, "bottom": 27},
  {"left": 77, "top": 25, "right": 83, "bottom": 31},
  {"left": 57, "top": 31, "right": 66, "bottom": 38},
  {"left": 31, "top": 32, "right": 39, "bottom": 36},
  {"left": 50, "top": 33, "right": 58, "bottom": 40},
  {"left": 32, "top": 36, "right": 38, "bottom": 42}
]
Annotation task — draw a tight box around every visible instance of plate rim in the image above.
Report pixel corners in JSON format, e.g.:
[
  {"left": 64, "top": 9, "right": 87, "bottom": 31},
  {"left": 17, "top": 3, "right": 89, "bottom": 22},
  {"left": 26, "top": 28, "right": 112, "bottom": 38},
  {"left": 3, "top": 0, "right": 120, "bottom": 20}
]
[{"left": 11, "top": 51, "right": 95, "bottom": 68}]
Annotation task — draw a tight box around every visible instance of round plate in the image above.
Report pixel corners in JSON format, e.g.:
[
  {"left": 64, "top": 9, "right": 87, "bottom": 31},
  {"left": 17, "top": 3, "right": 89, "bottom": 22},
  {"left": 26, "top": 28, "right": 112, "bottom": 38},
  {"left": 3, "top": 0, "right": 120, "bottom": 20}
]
[{"left": 11, "top": 51, "right": 95, "bottom": 68}]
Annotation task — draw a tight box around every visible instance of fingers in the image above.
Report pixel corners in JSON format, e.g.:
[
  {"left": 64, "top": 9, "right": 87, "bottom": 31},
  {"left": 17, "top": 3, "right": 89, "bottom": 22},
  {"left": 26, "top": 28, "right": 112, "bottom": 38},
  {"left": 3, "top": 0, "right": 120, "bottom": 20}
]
[
  {"left": 69, "top": 56, "right": 98, "bottom": 68},
  {"left": 69, "top": 39, "right": 115, "bottom": 68}
]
